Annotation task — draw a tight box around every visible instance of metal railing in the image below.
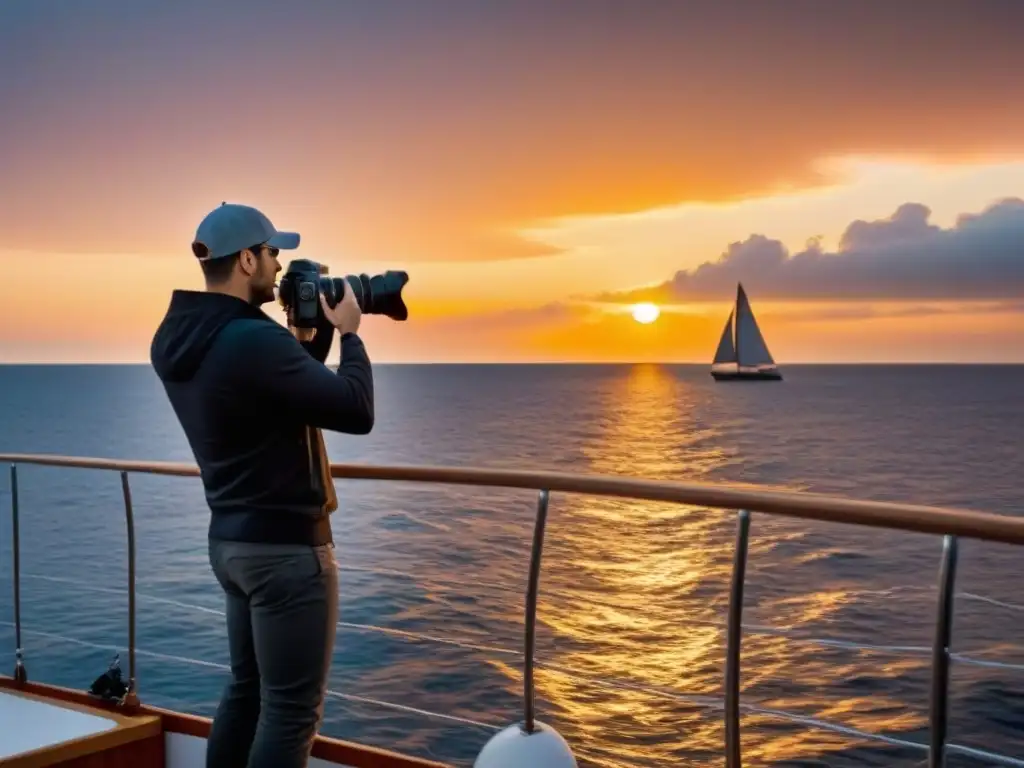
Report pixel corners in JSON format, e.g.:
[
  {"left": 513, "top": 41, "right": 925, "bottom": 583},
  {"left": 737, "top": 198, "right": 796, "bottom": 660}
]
[{"left": 4, "top": 451, "right": 1024, "bottom": 768}]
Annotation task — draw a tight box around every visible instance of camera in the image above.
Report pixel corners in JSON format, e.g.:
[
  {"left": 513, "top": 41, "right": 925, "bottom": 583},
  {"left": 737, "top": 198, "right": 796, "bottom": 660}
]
[{"left": 277, "top": 259, "right": 409, "bottom": 330}]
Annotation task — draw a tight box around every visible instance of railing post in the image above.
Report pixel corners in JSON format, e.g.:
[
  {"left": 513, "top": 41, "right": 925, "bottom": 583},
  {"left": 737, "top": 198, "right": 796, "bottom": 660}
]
[
  {"left": 725, "top": 509, "right": 751, "bottom": 768},
  {"left": 522, "top": 489, "right": 550, "bottom": 734},
  {"left": 928, "top": 534, "right": 958, "bottom": 768},
  {"left": 10, "top": 464, "right": 26, "bottom": 683},
  {"left": 119, "top": 471, "right": 139, "bottom": 708}
]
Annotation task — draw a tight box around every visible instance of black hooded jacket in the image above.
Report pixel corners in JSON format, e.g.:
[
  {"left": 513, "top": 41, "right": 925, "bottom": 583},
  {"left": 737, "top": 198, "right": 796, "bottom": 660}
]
[{"left": 150, "top": 290, "right": 373, "bottom": 546}]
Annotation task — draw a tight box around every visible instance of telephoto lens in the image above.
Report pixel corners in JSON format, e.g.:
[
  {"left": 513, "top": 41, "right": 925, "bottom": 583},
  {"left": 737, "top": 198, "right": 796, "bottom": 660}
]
[{"left": 278, "top": 259, "right": 410, "bottom": 328}]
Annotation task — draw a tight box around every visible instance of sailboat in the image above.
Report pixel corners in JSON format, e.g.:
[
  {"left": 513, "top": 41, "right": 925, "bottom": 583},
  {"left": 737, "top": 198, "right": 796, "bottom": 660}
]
[{"left": 710, "top": 283, "right": 782, "bottom": 381}]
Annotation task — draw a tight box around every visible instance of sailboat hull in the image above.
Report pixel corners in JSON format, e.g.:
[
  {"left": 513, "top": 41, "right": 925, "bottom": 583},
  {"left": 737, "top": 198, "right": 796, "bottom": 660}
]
[{"left": 711, "top": 369, "right": 783, "bottom": 381}]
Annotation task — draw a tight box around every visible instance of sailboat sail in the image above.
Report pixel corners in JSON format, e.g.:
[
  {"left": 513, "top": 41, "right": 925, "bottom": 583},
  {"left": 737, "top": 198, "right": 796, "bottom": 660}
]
[
  {"left": 734, "top": 284, "right": 775, "bottom": 367},
  {"left": 712, "top": 310, "right": 736, "bottom": 365}
]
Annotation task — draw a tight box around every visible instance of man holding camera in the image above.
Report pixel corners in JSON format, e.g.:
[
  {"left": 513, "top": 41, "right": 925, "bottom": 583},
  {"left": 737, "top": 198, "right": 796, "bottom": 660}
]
[{"left": 150, "top": 202, "right": 374, "bottom": 768}]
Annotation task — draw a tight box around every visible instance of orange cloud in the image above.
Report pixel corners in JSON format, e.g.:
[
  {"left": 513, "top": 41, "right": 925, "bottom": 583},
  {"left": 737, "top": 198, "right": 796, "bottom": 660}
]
[
  {"left": 436, "top": 301, "right": 1024, "bottom": 364},
  {"left": 5, "top": 3, "right": 1024, "bottom": 265}
]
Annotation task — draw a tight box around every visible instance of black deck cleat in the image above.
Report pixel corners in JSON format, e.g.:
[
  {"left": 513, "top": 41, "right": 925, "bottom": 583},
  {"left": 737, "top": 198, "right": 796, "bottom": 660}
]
[{"left": 88, "top": 653, "right": 129, "bottom": 703}]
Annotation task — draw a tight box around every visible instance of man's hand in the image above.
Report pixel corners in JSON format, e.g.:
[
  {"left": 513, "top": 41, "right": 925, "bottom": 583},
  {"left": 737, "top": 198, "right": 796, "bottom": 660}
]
[{"left": 320, "top": 283, "right": 361, "bottom": 336}]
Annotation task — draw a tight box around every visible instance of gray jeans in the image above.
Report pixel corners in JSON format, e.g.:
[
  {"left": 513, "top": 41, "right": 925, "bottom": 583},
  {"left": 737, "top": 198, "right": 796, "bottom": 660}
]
[{"left": 206, "top": 539, "right": 339, "bottom": 768}]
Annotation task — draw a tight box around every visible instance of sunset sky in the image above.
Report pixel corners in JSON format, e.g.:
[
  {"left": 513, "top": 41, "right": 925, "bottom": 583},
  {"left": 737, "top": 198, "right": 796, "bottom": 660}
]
[{"left": 2, "top": 0, "right": 1023, "bottom": 363}]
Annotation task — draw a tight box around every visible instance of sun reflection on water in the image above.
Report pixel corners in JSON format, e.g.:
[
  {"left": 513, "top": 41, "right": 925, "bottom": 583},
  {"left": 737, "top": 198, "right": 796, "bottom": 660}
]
[{"left": 507, "top": 364, "right": 929, "bottom": 766}]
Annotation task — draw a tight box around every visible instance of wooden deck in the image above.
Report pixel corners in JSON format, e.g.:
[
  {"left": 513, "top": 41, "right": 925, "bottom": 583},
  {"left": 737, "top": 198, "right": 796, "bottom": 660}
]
[
  {"left": 0, "top": 677, "right": 451, "bottom": 768},
  {"left": 0, "top": 686, "right": 161, "bottom": 767}
]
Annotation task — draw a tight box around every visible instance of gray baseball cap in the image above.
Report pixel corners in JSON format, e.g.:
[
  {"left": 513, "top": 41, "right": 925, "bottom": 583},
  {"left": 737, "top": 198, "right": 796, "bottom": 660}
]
[{"left": 192, "top": 202, "right": 300, "bottom": 260}]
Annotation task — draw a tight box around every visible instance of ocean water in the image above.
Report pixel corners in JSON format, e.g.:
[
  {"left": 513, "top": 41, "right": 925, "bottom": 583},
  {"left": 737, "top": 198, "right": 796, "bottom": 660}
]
[{"left": 0, "top": 363, "right": 1022, "bottom": 767}]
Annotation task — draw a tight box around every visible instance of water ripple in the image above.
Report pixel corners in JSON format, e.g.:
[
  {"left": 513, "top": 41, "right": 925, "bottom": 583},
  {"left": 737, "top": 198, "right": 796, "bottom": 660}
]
[{"left": 1, "top": 363, "right": 1023, "bottom": 766}]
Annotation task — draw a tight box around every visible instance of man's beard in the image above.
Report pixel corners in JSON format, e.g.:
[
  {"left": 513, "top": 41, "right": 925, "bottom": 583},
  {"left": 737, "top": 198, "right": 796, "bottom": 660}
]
[{"left": 247, "top": 282, "right": 276, "bottom": 306}]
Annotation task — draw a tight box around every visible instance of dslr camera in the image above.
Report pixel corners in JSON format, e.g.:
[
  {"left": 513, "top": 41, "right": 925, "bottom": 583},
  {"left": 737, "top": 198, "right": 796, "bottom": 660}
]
[{"left": 277, "top": 259, "right": 409, "bottom": 335}]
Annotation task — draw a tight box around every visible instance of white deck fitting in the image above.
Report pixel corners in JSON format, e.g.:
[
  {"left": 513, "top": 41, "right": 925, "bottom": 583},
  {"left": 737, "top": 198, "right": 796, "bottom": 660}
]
[{"left": 0, "top": 690, "right": 118, "bottom": 758}]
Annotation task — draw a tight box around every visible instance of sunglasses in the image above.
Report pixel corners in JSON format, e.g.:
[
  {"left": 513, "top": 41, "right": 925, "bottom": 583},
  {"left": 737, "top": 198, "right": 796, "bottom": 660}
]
[{"left": 248, "top": 243, "right": 280, "bottom": 259}]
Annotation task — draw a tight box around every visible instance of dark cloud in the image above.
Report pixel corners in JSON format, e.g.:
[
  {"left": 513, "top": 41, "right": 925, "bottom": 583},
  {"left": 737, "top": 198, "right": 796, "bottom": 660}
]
[{"left": 604, "top": 199, "right": 1024, "bottom": 303}]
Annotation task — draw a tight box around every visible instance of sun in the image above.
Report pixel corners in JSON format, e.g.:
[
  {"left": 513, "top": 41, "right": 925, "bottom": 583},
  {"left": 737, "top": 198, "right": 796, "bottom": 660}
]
[{"left": 631, "top": 302, "right": 661, "bottom": 324}]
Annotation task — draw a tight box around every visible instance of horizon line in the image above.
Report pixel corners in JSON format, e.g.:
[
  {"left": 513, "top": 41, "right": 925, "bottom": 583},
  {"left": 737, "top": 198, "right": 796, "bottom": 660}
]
[{"left": 1, "top": 361, "right": 1023, "bottom": 367}]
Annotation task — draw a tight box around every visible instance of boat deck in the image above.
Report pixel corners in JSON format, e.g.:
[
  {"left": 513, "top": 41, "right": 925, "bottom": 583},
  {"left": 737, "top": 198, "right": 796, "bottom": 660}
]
[
  {"left": 0, "top": 688, "right": 161, "bottom": 767},
  {"left": 0, "top": 676, "right": 449, "bottom": 768}
]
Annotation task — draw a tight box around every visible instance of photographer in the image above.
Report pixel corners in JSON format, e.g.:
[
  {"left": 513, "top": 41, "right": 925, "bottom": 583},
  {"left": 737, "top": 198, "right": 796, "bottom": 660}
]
[{"left": 149, "top": 202, "right": 373, "bottom": 768}]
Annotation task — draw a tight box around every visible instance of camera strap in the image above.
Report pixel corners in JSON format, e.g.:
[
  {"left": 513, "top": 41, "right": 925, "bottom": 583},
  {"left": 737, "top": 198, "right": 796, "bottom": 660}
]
[{"left": 307, "top": 425, "right": 339, "bottom": 515}]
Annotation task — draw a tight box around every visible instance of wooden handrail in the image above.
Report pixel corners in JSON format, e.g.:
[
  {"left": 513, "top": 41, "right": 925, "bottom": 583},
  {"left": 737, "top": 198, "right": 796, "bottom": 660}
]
[
  {"left": 5, "top": 449, "right": 1022, "bottom": 766},
  {"left": 2, "top": 452, "right": 1023, "bottom": 545}
]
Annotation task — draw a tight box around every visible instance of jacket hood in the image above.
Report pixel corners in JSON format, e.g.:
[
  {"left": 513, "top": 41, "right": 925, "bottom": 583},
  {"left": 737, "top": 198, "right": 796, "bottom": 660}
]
[{"left": 150, "top": 290, "right": 267, "bottom": 382}]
